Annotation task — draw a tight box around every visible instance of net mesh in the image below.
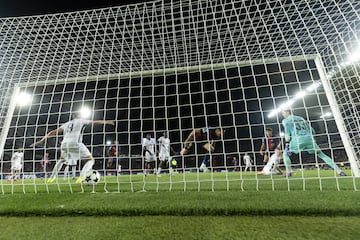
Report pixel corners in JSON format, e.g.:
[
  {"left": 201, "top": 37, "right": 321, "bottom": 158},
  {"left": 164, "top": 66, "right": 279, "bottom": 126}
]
[{"left": 0, "top": 0, "right": 359, "bottom": 193}]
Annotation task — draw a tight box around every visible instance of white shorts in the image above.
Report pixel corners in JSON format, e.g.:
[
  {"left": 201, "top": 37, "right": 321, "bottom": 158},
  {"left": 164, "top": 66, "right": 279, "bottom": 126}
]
[
  {"left": 145, "top": 152, "right": 156, "bottom": 162},
  {"left": 65, "top": 159, "right": 77, "bottom": 166},
  {"left": 159, "top": 152, "right": 170, "bottom": 161},
  {"left": 61, "top": 142, "right": 91, "bottom": 162},
  {"left": 11, "top": 163, "right": 22, "bottom": 171}
]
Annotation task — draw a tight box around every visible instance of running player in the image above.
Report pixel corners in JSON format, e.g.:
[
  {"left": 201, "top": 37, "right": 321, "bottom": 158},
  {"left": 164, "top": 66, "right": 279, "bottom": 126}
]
[
  {"left": 180, "top": 127, "right": 224, "bottom": 172},
  {"left": 142, "top": 133, "right": 156, "bottom": 176},
  {"left": 107, "top": 141, "right": 121, "bottom": 168},
  {"left": 243, "top": 153, "right": 253, "bottom": 172},
  {"left": 281, "top": 109, "right": 346, "bottom": 177},
  {"left": 157, "top": 131, "right": 175, "bottom": 176},
  {"left": 10, "top": 147, "right": 24, "bottom": 181},
  {"left": 31, "top": 112, "right": 114, "bottom": 183}
]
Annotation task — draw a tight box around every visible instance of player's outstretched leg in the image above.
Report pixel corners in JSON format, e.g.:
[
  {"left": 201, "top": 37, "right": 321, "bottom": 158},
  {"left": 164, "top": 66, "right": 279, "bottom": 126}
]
[
  {"left": 283, "top": 152, "right": 292, "bottom": 177},
  {"left": 77, "top": 158, "right": 95, "bottom": 183},
  {"left": 47, "top": 160, "right": 64, "bottom": 183},
  {"left": 199, "top": 154, "right": 210, "bottom": 172},
  {"left": 317, "top": 151, "right": 346, "bottom": 176}
]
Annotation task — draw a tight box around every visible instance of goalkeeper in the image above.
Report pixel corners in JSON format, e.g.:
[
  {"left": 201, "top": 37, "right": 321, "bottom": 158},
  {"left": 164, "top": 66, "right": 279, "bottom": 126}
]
[
  {"left": 180, "top": 127, "right": 224, "bottom": 172},
  {"left": 281, "top": 109, "right": 346, "bottom": 177}
]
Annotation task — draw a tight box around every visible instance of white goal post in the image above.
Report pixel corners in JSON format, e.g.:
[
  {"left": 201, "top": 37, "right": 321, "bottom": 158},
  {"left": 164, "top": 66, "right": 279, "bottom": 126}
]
[{"left": 314, "top": 56, "right": 360, "bottom": 177}]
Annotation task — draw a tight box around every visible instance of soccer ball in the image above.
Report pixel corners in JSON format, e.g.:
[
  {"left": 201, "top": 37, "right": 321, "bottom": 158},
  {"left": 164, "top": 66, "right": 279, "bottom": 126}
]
[{"left": 84, "top": 170, "right": 101, "bottom": 185}]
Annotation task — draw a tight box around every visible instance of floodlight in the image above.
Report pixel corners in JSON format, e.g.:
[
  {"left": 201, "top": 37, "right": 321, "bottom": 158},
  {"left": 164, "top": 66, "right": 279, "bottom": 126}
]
[
  {"left": 80, "top": 106, "right": 92, "bottom": 119},
  {"left": 348, "top": 46, "right": 360, "bottom": 63},
  {"left": 16, "top": 92, "right": 32, "bottom": 106}
]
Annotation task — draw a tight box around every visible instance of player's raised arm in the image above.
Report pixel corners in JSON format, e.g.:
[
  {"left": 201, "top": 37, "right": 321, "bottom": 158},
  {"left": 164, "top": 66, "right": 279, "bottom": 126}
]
[
  {"left": 184, "top": 129, "right": 200, "bottom": 145},
  {"left": 31, "top": 127, "right": 63, "bottom": 147}
]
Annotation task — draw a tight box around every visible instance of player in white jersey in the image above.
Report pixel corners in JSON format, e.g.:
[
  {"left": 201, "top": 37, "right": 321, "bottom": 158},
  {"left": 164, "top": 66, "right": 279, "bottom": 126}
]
[
  {"left": 142, "top": 133, "right": 156, "bottom": 176},
  {"left": 31, "top": 113, "right": 114, "bottom": 183},
  {"left": 257, "top": 147, "right": 283, "bottom": 175},
  {"left": 10, "top": 147, "right": 24, "bottom": 181},
  {"left": 156, "top": 132, "right": 174, "bottom": 176},
  {"left": 243, "top": 153, "right": 253, "bottom": 172}
]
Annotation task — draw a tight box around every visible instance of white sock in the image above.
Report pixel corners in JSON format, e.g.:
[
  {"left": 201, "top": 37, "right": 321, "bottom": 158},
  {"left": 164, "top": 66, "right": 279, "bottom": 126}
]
[
  {"left": 157, "top": 167, "right": 162, "bottom": 175},
  {"left": 80, "top": 159, "right": 95, "bottom": 178},
  {"left": 50, "top": 161, "right": 64, "bottom": 179},
  {"left": 71, "top": 165, "right": 76, "bottom": 178},
  {"left": 64, "top": 165, "right": 69, "bottom": 179}
]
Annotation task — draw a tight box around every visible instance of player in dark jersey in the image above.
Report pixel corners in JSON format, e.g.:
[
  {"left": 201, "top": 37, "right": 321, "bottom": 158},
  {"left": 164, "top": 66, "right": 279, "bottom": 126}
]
[
  {"left": 107, "top": 141, "right": 121, "bottom": 168},
  {"left": 260, "top": 128, "right": 279, "bottom": 164},
  {"left": 180, "top": 127, "right": 224, "bottom": 172}
]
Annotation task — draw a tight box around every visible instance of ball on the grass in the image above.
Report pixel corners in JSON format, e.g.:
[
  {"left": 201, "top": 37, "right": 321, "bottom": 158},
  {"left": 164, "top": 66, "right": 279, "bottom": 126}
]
[{"left": 84, "top": 170, "right": 101, "bottom": 185}]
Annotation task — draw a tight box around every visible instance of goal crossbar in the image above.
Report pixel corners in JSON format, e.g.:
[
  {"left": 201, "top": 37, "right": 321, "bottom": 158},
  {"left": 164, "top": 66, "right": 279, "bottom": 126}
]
[{"left": 18, "top": 55, "right": 319, "bottom": 87}]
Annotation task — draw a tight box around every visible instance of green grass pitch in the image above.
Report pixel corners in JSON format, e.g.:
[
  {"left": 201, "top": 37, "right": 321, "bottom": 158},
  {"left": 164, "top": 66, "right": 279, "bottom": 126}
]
[{"left": 1, "top": 169, "right": 360, "bottom": 239}]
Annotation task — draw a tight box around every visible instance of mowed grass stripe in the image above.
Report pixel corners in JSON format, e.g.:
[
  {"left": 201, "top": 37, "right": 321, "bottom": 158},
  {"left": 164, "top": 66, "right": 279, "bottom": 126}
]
[{"left": 1, "top": 216, "right": 360, "bottom": 240}]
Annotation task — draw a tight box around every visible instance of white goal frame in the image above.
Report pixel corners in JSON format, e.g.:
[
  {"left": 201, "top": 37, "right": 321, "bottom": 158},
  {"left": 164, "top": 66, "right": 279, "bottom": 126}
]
[{"left": 1, "top": 54, "right": 359, "bottom": 178}]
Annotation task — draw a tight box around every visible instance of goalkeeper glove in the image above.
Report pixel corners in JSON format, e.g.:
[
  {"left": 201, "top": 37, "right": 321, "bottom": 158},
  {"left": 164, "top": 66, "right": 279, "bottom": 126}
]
[{"left": 285, "top": 143, "right": 292, "bottom": 156}]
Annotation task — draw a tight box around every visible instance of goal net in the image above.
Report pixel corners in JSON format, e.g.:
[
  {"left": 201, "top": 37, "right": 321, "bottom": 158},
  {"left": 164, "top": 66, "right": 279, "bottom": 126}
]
[{"left": 0, "top": 0, "right": 359, "bottom": 193}]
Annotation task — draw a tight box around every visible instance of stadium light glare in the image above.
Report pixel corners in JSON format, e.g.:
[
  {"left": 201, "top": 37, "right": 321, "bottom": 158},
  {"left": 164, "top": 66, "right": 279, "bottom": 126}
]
[
  {"left": 267, "top": 99, "right": 294, "bottom": 118},
  {"left": 306, "top": 82, "right": 321, "bottom": 92},
  {"left": 348, "top": 46, "right": 360, "bottom": 63},
  {"left": 106, "top": 140, "right": 112, "bottom": 145},
  {"left": 267, "top": 109, "right": 280, "bottom": 118},
  {"left": 268, "top": 81, "right": 322, "bottom": 118},
  {"left": 279, "top": 100, "right": 294, "bottom": 110},
  {"left": 294, "top": 91, "right": 307, "bottom": 99},
  {"left": 16, "top": 92, "right": 32, "bottom": 106},
  {"left": 320, "top": 112, "right": 332, "bottom": 119},
  {"left": 80, "top": 106, "right": 92, "bottom": 119}
]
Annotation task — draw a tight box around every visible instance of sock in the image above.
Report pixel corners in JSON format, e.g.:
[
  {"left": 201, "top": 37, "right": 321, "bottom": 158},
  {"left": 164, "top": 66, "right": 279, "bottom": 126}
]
[
  {"left": 80, "top": 159, "right": 95, "bottom": 178},
  {"left": 71, "top": 165, "right": 76, "bottom": 178},
  {"left": 202, "top": 154, "right": 210, "bottom": 166},
  {"left": 283, "top": 152, "right": 292, "bottom": 175},
  {"left": 64, "top": 165, "right": 69, "bottom": 179},
  {"left": 50, "top": 161, "right": 64, "bottom": 179},
  {"left": 317, "top": 152, "right": 342, "bottom": 174},
  {"left": 157, "top": 167, "right": 162, "bottom": 175}
]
